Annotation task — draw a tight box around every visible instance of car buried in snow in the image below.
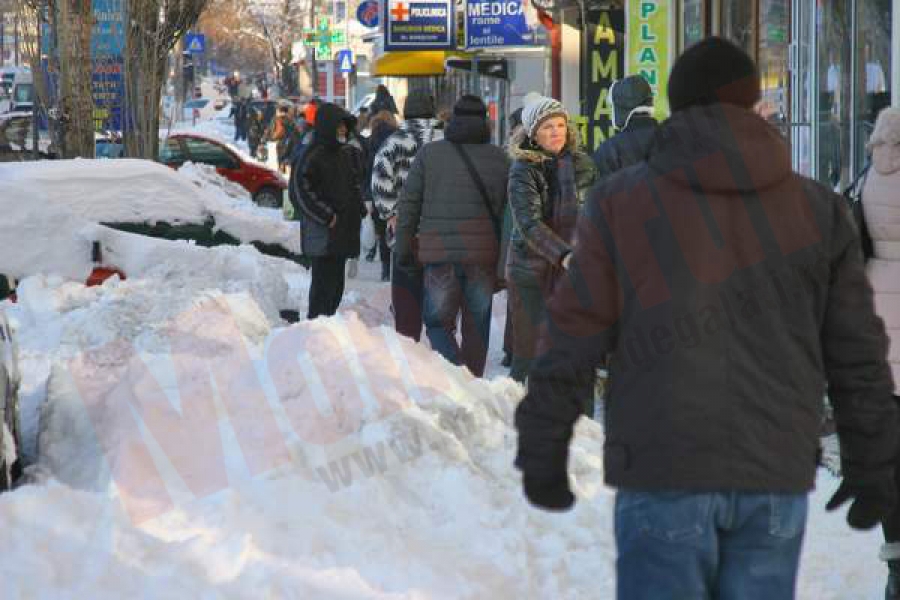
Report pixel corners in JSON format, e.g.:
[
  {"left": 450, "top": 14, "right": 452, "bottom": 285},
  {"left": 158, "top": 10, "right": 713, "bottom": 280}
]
[
  {"left": 0, "top": 158, "right": 305, "bottom": 302},
  {"left": 159, "top": 133, "right": 287, "bottom": 208}
]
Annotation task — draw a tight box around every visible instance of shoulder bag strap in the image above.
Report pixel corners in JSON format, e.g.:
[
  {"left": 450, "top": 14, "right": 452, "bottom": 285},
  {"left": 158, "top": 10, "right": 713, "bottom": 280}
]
[{"left": 451, "top": 142, "right": 500, "bottom": 240}]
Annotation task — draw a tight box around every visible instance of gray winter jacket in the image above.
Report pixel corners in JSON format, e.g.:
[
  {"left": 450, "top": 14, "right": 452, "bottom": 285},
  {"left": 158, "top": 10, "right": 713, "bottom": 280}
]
[{"left": 395, "top": 136, "right": 509, "bottom": 267}]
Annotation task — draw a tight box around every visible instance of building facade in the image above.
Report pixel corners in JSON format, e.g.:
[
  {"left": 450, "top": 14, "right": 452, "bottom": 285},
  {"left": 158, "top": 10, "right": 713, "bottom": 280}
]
[{"left": 560, "top": 0, "right": 898, "bottom": 189}]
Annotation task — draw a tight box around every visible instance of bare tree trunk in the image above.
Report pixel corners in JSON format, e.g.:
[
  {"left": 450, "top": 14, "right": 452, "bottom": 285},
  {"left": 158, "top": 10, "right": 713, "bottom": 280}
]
[
  {"left": 56, "top": 0, "right": 95, "bottom": 157},
  {"left": 123, "top": 0, "right": 207, "bottom": 159}
]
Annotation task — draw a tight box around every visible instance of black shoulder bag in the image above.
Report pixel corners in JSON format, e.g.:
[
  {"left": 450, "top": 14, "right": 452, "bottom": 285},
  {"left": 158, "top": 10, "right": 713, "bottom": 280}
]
[
  {"left": 451, "top": 143, "right": 505, "bottom": 292},
  {"left": 843, "top": 163, "right": 874, "bottom": 261}
]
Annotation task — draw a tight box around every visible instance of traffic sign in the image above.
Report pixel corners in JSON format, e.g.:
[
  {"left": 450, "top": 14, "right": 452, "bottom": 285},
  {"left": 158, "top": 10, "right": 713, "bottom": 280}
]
[
  {"left": 357, "top": 0, "right": 379, "bottom": 28},
  {"left": 336, "top": 49, "right": 353, "bottom": 73},
  {"left": 184, "top": 32, "right": 206, "bottom": 54}
]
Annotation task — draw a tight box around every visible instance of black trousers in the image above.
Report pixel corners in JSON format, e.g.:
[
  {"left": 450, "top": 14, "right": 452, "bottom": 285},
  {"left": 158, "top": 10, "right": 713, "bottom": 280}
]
[{"left": 308, "top": 256, "right": 347, "bottom": 319}]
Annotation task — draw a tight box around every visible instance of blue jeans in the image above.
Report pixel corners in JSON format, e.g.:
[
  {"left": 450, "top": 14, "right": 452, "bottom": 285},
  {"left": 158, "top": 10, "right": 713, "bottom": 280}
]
[
  {"left": 423, "top": 263, "right": 494, "bottom": 377},
  {"left": 615, "top": 491, "right": 808, "bottom": 600}
]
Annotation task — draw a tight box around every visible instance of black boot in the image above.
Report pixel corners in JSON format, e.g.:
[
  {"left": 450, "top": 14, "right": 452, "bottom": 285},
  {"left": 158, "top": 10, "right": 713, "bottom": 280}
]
[
  {"left": 882, "top": 544, "right": 900, "bottom": 599},
  {"left": 888, "top": 561, "right": 900, "bottom": 600}
]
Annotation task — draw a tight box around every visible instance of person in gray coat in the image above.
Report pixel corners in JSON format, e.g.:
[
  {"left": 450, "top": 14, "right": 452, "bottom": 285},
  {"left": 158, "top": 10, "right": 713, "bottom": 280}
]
[{"left": 395, "top": 95, "right": 510, "bottom": 377}]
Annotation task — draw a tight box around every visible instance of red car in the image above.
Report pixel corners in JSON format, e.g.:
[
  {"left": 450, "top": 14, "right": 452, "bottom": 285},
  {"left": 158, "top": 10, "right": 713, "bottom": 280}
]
[{"left": 159, "top": 133, "right": 287, "bottom": 208}]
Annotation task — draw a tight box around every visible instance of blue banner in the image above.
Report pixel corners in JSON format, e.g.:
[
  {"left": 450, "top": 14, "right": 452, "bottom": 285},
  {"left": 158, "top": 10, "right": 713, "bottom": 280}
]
[
  {"left": 384, "top": 0, "right": 454, "bottom": 50},
  {"left": 91, "top": 0, "right": 126, "bottom": 57},
  {"left": 464, "top": 0, "right": 546, "bottom": 49},
  {"left": 92, "top": 56, "right": 124, "bottom": 131}
]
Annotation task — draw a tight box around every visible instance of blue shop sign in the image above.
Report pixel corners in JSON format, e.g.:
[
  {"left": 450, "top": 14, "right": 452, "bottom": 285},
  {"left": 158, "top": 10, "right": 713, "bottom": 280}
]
[
  {"left": 464, "top": 0, "right": 547, "bottom": 49},
  {"left": 384, "top": 0, "right": 454, "bottom": 50},
  {"left": 91, "top": 0, "right": 126, "bottom": 57}
]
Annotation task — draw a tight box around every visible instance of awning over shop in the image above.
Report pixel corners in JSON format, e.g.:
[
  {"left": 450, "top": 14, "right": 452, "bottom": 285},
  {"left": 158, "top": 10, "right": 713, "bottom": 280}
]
[{"left": 372, "top": 51, "right": 470, "bottom": 77}]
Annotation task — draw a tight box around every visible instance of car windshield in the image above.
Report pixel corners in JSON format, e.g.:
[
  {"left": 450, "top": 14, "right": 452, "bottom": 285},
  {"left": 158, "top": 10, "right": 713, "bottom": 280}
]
[{"left": 13, "top": 84, "right": 32, "bottom": 104}]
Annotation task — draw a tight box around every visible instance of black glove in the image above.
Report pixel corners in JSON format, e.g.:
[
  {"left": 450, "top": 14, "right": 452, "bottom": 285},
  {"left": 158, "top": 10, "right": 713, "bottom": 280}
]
[
  {"left": 826, "top": 470, "right": 897, "bottom": 530},
  {"left": 522, "top": 473, "right": 575, "bottom": 511}
]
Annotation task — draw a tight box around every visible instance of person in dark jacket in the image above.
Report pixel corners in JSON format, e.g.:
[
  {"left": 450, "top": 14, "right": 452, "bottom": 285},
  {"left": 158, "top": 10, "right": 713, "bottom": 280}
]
[
  {"left": 514, "top": 37, "right": 900, "bottom": 599},
  {"left": 290, "top": 102, "right": 367, "bottom": 319},
  {"left": 247, "top": 109, "right": 265, "bottom": 158},
  {"left": 592, "top": 74, "right": 658, "bottom": 180},
  {"left": 369, "top": 84, "right": 398, "bottom": 117},
  {"left": 395, "top": 95, "right": 509, "bottom": 377},
  {"left": 505, "top": 92, "right": 596, "bottom": 384},
  {"left": 372, "top": 90, "right": 443, "bottom": 341}
]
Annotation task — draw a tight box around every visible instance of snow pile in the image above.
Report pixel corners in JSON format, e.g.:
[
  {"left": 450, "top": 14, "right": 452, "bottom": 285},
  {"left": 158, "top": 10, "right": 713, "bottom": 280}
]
[
  {"left": 0, "top": 159, "right": 301, "bottom": 278},
  {"left": 177, "top": 161, "right": 253, "bottom": 201},
  {"left": 0, "top": 268, "right": 890, "bottom": 597}
]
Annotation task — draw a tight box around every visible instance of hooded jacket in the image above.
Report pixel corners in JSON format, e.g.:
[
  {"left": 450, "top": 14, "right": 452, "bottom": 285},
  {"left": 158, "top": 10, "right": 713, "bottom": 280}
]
[
  {"left": 518, "top": 103, "right": 898, "bottom": 494},
  {"left": 394, "top": 112, "right": 509, "bottom": 266},
  {"left": 371, "top": 118, "right": 443, "bottom": 219},
  {"left": 591, "top": 114, "right": 658, "bottom": 182},
  {"left": 290, "top": 103, "right": 366, "bottom": 258},
  {"left": 506, "top": 125, "right": 596, "bottom": 286},
  {"left": 863, "top": 107, "right": 900, "bottom": 392}
]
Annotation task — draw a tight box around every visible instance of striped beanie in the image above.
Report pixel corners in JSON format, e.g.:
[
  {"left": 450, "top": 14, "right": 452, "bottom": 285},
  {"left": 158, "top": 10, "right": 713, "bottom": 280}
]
[{"left": 521, "top": 92, "right": 568, "bottom": 138}]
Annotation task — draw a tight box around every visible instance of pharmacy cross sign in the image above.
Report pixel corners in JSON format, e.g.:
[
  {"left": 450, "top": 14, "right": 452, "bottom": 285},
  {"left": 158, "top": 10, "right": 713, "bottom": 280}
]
[{"left": 390, "top": 2, "right": 410, "bottom": 21}]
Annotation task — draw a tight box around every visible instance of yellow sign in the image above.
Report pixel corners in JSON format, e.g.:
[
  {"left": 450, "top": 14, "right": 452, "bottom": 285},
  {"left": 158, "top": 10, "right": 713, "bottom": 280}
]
[{"left": 627, "top": 0, "right": 670, "bottom": 120}]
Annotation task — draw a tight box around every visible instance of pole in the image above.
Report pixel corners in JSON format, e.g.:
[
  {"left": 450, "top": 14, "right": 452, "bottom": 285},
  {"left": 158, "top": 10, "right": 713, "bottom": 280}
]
[{"left": 893, "top": 0, "right": 900, "bottom": 108}]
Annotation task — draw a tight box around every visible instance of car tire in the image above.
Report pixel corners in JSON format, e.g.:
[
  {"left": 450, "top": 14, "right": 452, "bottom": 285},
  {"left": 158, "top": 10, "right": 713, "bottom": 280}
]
[{"left": 253, "top": 186, "right": 282, "bottom": 209}]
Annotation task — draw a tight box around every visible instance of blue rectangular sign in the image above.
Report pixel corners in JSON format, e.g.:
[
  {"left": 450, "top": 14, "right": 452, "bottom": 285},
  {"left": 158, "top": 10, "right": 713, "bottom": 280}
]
[
  {"left": 464, "top": 0, "right": 547, "bottom": 49},
  {"left": 92, "top": 56, "right": 124, "bottom": 131},
  {"left": 185, "top": 33, "right": 206, "bottom": 54},
  {"left": 91, "top": 0, "right": 126, "bottom": 56},
  {"left": 384, "top": 0, "right": 454, "bottom": 50}
]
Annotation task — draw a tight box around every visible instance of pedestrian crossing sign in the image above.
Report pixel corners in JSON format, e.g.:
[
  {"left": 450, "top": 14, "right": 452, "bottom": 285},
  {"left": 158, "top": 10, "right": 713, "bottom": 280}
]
[
  {"left": 185, "top": 33, "right": 206, "bottom": 54},
  {"left": 337, "top": 49, "right": 353, "bottom": 73}
]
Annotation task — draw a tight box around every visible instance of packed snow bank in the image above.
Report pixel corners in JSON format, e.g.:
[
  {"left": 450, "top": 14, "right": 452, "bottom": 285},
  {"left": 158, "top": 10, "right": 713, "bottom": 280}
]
[
  {"left": 0, "top": 159, "right": 301, "bottom": 279},
  {"left": 0, "top": 269, "right": 890, "bottom": 598}
]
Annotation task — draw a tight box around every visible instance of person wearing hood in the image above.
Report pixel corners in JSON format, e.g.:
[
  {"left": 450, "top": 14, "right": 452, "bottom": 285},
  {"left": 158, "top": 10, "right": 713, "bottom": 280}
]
[
  {"left": 862, "top": 106, "right": 900, "bottom": 599},
  {"left": 372, "top": 89, "right": 444, "bottom": 341},
  {"left": 394, "top": 95, "right": 509, "bottom": 377},
  {"left": 369, "top": 84, "right": 399, "bottom": 117},
  {"left": 514, "top": 37, "right": 899, "bottom": 598},
  {"left": 591, "top": 74, "right": 658, "bottom": 180},
  {"left": 289, "top": 102, "right": 367, "bottom": 319},
  {"left": 505, "top": 92, "right": 596, "bottom": 384}
]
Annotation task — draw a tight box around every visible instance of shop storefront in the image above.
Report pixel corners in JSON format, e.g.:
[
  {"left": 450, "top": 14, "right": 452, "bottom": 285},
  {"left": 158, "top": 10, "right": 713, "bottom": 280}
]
[{"left": 678, "top": 0, "right": 895, "bottom": 187}]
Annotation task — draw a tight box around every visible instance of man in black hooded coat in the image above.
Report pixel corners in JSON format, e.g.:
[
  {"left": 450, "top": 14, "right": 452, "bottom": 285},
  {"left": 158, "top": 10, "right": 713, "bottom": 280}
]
[
  {"left": 291, "top": 102, "right": 367, "bottom": 319},
  {"left": 592, "top": 74, "right": 659, "bottom": 181}
]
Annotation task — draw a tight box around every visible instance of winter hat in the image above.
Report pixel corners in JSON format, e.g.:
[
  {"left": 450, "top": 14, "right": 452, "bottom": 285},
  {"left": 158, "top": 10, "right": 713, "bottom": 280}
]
[
  {"left": 667, "top": 37, "right": 761, "bottom": 112},
  {"left": 444, "top": 95, "right": 490, "bottom": 144},
  {"left": 403, "top": 89, "right": 436, "bottom": 120},
  {"left": 521, "top": 92, "right": 568, "bottom": 139},
  {"left": 453, "top": 94, "right": 488, "bottom": 118},
  {"left": 610, "top": 75, "right": 654, "bottom": 129}
]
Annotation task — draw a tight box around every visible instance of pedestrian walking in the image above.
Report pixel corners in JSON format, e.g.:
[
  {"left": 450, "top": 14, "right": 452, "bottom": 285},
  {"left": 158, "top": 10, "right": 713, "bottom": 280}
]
[
  {"left": 289, "top": 103, "right": 367, "bottom": 319},
  {"left": 514, "top": 37, "right": 900, "bottom": 600},
  {"left": 592, "top": 74, "right": 659, "bottom": 180},
  {"left": 372, "top": 89, "right": 443, "bottom": 341},
  {"left": 365, "top": 110, "right": 399, "bottom": 279},
  {"left": 505, "top": 92, "right": 596, "bottom": 384},
  {"left": 395, "top": 95, "right": 509, "bottom": 377},
  {"left": 860, "top": 106, "right": 900, "bottom": 599}
]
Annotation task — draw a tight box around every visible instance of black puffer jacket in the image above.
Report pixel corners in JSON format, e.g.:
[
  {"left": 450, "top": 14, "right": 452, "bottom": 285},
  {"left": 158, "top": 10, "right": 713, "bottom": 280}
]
[
  {"left": 517, "top": 103, "right": 899, "bottom": 494},
  {"left": 291, "top": 103, "right": 366, "bottom": 258},
  {"left": 506, "top": 126, "right": 596, "bottom": 286},
  {"left": 591, "top": 114, "right": 658, "bottom": 182},
  {"left": 395, "top": 113, "right": 509, "bottom": 266}
]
